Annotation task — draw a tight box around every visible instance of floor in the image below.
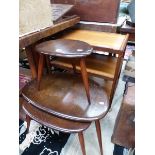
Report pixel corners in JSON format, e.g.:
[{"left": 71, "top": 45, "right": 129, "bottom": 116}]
[{"left": 60, "top": 66, "right": 126, "bottom": 155}]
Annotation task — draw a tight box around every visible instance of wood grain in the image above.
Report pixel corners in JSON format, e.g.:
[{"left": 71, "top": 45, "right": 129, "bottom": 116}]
[
  {"left": 50, "top": 54, "right": 117, "bottom": 80},
  {"left": 22, "top": 73, "right": 109, "bottom": 122},
  {"left": 35, "top": 39, "right": 93, "bottom": 58},
  {"left": 22, "top": 99, "right": 91, "bottom": 133},
  {"left": 60, "top": 29, "right": 129, "bottom": 53}
]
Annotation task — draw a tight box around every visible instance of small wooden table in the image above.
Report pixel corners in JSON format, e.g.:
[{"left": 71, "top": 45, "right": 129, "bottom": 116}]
[{"left": 34, "top": 39, "right": 93, "bottom": 104}]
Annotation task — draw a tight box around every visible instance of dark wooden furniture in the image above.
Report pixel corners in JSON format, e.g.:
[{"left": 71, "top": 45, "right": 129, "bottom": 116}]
[
  {"left": 34, "top": 39, "right": 93, "bottom": 104},
  {"left": 19, "top": 16, "right": 80, "bottom": 82},
  {"left": 51, "top": 29, "right": 129, "bottom": 104},
  {"left": 112, "top": 83, "right": 135, "bottom": 149},
  {"left": 52, "top": 4, "right": 74, "bottom": 23},
  {"left": 22, "top": 73, "right": 109, "bottom": 122},
  {"left": 22, "top": 75, "right": 108, "bottom": 155},
  {"left": 51, "top": 0, "right": 121, "bottom": 23},
  {"left": 21, "top": 38, "right": 111, "bottom": 154},
  {"left": 19, "top": 68, "right": 92, "bottom": 155},
  {"left": 21, "top": 98, "right": 91, "bottom": 155}
]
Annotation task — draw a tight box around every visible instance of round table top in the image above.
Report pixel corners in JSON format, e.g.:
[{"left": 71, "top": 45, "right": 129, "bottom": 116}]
[
  {"left": 35, "top": 39, "right": 93, "bottom": 58},
  {"left": 22, "top": 73, "right": 109, "bottom": 122}
]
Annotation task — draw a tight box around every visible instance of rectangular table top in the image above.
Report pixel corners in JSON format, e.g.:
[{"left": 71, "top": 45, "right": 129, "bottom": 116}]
[
  {"left": 19, "top": 16, "right": 80, "bottom": 49},
  {"left": 60, "top": 29, "right": 129, "bottom": 53}
]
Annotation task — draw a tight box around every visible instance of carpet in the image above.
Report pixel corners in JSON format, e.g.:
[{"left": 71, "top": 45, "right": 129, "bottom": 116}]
[{"left": 19, "top": 120, "right": 70, "bottom": 155}]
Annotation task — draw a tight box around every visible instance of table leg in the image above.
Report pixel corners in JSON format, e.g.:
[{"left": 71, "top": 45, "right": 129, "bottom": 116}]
[
  {"left": 110, "top": 53, "right": 124, "bottom": 106},
  {"left": 80, "top": 58, "right": 91, "bottom": 105},
  {"left": 72, "top": 62, "right": 77, "bottom": 74},
  {"left": 26, "top": 114, "right": 31, "bottom": 133},
  {"left": 95, "top": 120, "right": 103, "bottom": 155},
  {"left": 25, "top": 46, "right": 37, "bottom": 79},
  {"left": 45, "top": 55, "right": 51, "bottom": 74},
  {"left": 78, "top": 132, "right": 86, "bottom": 155},
  {"left": 37, "top": 54, "right": 45, "bottom": 90}
]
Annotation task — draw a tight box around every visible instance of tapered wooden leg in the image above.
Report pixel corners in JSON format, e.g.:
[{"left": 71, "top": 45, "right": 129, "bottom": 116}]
[
  {"left": 33, "top": 50, "right": 39, "bottom": 70},
  {"left": 45, "top": 55, "right": 51, "bottom": 74},
  {"left": 37, "top": 54, "right": 45, "bottom": 90},
  {"left": 25, "top": 47, "right": 37, "bottom": 79},
  {"left": 80, "top": 58, "right": 91, "bottom": 104},
  {"left": 26, "top": 115, "right": 31, "bottom": 133},
  {"left": 78, "top": 132, "right": 86, "bottom": 155},
  {"left": 95, "top": 120, "right": 103, "bottom": 155},
  {"left": 72, "top": 62, "right": 77, "bottom": 74}
]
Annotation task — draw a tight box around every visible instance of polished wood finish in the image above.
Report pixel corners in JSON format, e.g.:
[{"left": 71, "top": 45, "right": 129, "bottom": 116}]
[
  {"left": 25, "top": 46, "right": 37, "bottom": 79},
  {"left": 19, "top": 16, "right": 80, "bottom": 49},
  {"left": 26, "top": 114, "right": 31, "bottom": 133},
  {"left": 35, "top": 39, "right": 93, "bottom": 103},
  {"left": 110, "top": 54, "right": 124, "bottom": 104},
  {"left": 35, "top": 39, "right": 93, "bottom": 58},
  {"left": 45, "top": 55, "right": 51, "bottom": 74},
  {"left": 19, "top": 68, "right": 32, "bottom": 121},
  {"left": 19, "top": 97, "right": 26, "bottom": 121},
  {"left": 60, "top": 29, "right": 128, "bottom": 53},
  {"left": 22, "top": 73, "right": 109, "bottom": 122},
  {"left": 95, "top": 120, "right": 103, "bottom": 155},
  {"left": 52, "top": 0, "right": 121, "bottom": 23},
  {"left": 37, "top": 54, "right": 45, "bottom": 90},
  {"left": 51, "top": 54, "right": 117, "bottom": 80},
  {"left": 78, "top": 132, "right": 86, "bottom": 155},
  {"left": 22, "top": 100, "right": 90, "bottom": 133},
  {"left": 80, "top": 58, "right": 91, "bottom": 104}
]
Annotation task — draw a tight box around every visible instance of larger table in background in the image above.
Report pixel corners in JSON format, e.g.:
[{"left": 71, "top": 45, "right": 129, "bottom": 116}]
[{"left": 51, "top": 29, "right": 129, "bottom": 105}]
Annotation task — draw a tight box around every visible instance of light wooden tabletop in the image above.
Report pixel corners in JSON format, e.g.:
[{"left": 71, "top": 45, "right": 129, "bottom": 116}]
[{"left": 60, "top": 29, "right": 129, "bottom": 52}]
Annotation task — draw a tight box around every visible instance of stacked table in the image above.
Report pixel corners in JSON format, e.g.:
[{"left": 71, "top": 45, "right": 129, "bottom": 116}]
[{"left": 21, "top": 39, "right": 110, "bottom": 155}]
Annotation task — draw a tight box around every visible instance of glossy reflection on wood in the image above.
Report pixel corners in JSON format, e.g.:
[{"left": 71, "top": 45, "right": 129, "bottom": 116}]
[
  {"left": 78, "top": 132, "right": 86, "bottom": 155},
  {"left": 22, "top": 73, "right": 109, "bottom": 122},
  {"left": 35, "top": 39, "right": 93, "bottom": 58},
  {"left": 37, "top": 54, "right": 45, "bottom": 90},
  {"left": 22, "top": 99, "right": 91, "bottom": 133},
  {"left": 95, "top": 120, "right": 103, "bottom": 155},
  {"left": 35, "top": 39, "right": 93, "bottom": 103}
]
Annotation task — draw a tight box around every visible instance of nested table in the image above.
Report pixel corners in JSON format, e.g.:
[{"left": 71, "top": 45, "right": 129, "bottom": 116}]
[
  {"left": 34, "top": 39, "right": 93, "bottom": 104},
  {"left": 21, "top": 39, "right": 109, "bottom": 155}
]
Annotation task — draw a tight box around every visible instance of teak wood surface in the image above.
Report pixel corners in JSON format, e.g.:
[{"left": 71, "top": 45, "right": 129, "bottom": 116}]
[
  {"left": 60, "top": 29, "right": 129, "bottom": 53},
  {"left": 22, "top": 73, "right": 109, "bottom": 122},
  {"left": 51, "top": 53, "right": 117, "bottom": 80}
]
